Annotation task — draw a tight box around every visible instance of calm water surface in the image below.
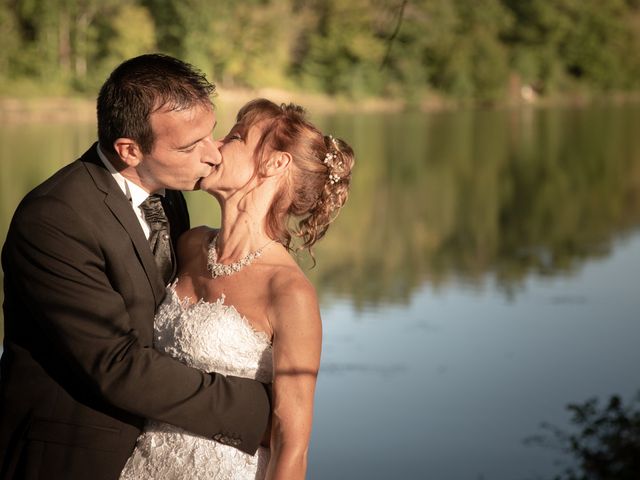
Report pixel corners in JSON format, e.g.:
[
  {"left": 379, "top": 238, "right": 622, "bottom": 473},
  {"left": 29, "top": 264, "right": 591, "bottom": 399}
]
[{"left": 1, "top": 102, "right": 640, "bottom": 479}]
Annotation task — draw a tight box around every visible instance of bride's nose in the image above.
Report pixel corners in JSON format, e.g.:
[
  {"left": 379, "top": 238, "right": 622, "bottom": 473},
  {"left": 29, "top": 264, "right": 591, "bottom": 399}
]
[
  {"left": 213, "top": 138, "right": 225, "bottom": 161},
  {"left": 204, "top": 139, "right": 222, "bottom": 166}
]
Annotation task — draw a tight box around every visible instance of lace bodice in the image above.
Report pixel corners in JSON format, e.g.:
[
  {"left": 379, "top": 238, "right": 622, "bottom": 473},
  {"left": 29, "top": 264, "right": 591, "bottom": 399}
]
[
  {"left": 120, "top": 284, "right": 272, "bottom": 480},
  {"left": 154, "top": 285, "right": 273, "bottom": 383}
]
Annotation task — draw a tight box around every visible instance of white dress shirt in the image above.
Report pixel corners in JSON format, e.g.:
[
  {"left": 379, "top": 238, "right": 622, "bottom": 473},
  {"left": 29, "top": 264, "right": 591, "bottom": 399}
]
[{"left": 96, "top": 144, "right": 165, "bottom": 240}]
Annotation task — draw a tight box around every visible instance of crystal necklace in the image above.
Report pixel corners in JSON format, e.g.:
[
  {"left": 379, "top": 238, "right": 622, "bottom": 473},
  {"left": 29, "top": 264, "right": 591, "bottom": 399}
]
[{"left": 206, "top": 232, "right": 274, "bottom": 278}]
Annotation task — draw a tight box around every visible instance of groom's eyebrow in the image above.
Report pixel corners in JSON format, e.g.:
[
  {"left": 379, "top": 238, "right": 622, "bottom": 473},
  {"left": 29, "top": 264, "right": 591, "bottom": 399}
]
[{"left": 176, "top": 121, "right": 217, "bottom": 150}]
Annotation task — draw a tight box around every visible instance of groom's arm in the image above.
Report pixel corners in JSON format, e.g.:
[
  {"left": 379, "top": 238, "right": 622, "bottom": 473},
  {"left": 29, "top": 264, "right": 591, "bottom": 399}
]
[{"left": 3, "top": 195, "right": 269, "bottom": 455}]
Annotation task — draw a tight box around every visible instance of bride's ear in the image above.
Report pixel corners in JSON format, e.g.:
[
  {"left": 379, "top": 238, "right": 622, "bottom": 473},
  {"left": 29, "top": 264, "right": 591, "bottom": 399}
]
[
  {"left": 265, "top": 151, "right": 291, "bottom": 177},
  {"left": 113, "top": 138, "right": 144, "bottom": 167}
]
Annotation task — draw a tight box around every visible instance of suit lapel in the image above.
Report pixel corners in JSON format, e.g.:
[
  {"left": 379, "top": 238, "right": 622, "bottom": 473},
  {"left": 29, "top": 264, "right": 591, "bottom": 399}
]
[{"left": 80, "top": 144, "right": 165, "bottom": 304}]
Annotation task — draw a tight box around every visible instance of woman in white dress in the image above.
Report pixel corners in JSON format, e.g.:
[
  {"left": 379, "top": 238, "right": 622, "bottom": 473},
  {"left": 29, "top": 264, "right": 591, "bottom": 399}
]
[{"left": 120, "top": 98, "right": 354, "bottom": 479}]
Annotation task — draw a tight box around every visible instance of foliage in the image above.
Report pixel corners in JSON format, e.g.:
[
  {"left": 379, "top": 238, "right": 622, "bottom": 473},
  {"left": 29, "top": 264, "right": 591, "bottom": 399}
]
[
  {"left": 103, "top": 5, "right": 156, "bottom": 68},
  {"left": 526, "top": 393, "right": 640, "bottom": 479},
  {"left": 1, "top": 0, "right": 640, "bottom": 102},
  {"left": 504, "top": 0, "right": 640, "bottom": 93},
  {"left": 206, "top": 0, "right": 297, "bottom": 88}
]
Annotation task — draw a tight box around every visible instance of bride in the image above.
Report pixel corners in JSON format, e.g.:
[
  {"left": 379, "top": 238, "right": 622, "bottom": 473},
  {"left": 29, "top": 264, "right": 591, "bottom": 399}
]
[{"left": 120, "top": 98, "right": 354, "bottom": 479}]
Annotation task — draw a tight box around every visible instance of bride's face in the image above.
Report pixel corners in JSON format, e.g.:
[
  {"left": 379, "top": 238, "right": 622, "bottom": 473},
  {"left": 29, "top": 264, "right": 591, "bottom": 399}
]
[{"left": 200, "top": 120, "right": 264, "bottom": 195}]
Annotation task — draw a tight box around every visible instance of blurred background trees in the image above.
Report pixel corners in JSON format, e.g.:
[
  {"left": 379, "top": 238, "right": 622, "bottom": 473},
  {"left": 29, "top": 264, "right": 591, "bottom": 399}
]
[{"left": 1, "top": 0, "right": 640, "bottom": 103}]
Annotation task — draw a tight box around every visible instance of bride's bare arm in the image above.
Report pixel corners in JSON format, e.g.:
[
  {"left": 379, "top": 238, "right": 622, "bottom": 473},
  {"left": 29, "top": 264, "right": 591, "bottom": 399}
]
[{"left": 265, "top": 273, "right": 322, "bottom": 480}]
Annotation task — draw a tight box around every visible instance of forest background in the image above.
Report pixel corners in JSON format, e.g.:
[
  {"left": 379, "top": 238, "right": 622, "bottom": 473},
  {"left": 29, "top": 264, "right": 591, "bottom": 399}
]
[{"left": 2, "top": 0, "right": 640, "bottom": 109}]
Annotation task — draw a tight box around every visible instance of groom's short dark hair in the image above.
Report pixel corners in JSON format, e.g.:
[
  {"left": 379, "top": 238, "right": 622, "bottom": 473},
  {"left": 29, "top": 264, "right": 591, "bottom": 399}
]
[{"left": 97, "top": 53, "right": 215, "bottom": 156}]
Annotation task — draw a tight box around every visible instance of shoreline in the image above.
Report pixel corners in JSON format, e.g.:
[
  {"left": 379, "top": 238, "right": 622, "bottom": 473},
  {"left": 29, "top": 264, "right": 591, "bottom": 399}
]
[
  {"left": 0, "top": 88, "right": 411, "bottom": 123},
  {"left": 2, "top": 88, "right": 640, "bottom": 123}
]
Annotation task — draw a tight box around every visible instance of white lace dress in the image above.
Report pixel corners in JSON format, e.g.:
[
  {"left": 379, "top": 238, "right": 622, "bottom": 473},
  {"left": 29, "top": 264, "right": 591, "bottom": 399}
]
[{"left": 119, "top": 284, "right": 272, "bottom": 480}]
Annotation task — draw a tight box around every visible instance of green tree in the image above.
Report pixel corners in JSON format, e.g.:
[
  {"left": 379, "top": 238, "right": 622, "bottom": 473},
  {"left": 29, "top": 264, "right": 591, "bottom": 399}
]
[
  {"left": 0, "top": 1, "right": 20, "bottom": 80},
  {"left": 101, "top": 4, "right": 156, "bottom": 68},
  {"left": 559, "top": 0, "right": 635, "bottom": 89},
  {"left": 297, "top": 0, "right": 388, "bottom": 96},
  {"left": 426, "top": 0, "right": 513, "bottom": 101},
  {"left": 11, "top": 0, "right": 63, "bottom": 80},
  {"left": 504, "top": 0, "right": 640, "bottom": 92},
  {"left": 207, "top": 0, "right": 297, "bottom": 88},
  {"left": 2, "top": 0, "right": 640, "bottom": 102}
]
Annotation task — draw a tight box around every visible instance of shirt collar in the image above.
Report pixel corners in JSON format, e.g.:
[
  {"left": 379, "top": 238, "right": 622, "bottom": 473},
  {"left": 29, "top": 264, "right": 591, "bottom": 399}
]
[{"left": 96, "top": 144, "right": 165, "bottom": 208}]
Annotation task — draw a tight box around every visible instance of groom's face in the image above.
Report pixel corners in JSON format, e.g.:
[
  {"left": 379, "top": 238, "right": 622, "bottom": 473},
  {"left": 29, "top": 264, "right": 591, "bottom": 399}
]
[{"left": 137, "top": 103, "right": 220, "bottom": 192}]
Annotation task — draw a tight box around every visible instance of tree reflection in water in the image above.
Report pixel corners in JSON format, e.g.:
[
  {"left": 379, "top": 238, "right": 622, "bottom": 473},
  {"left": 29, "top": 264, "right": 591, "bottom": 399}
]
[
  {"left": 525, "top": 392, "right": 640, "bottom": 479},
  {"left": 3, "top": 105, "right": 640, "bottom": 311},
  {"left": 304, "top": 105, "right": 640, "bottom": 307}
]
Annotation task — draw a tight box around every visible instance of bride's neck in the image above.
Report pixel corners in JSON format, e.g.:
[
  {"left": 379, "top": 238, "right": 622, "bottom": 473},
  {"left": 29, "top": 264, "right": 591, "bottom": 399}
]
[
  {"left": 215, "top": 175, "right": 282, "bottom": 258},
  {"left": 216, "top": 202, "right": 270, "bottom": 260}
]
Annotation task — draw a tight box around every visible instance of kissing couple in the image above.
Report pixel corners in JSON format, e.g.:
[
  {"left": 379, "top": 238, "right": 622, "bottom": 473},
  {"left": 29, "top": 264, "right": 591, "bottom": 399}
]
[{"left": 0, "top": 54, "right": 354, "bottom": 480}]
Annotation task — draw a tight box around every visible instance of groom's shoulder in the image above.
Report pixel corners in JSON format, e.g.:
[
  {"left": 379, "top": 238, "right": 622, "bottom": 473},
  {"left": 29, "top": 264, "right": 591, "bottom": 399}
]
[
  {"left": 27, "top": 144, "right": 99, "bottom": 198},
  {"left": 18, "top": 144, "right": 102, "bottom": 208},
  {"left": 11, "top": 144, "right": 102, "bottom": 225}
]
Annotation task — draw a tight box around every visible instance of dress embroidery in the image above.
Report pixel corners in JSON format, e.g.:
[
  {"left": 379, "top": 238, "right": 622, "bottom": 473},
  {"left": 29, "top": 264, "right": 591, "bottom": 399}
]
[{"left": 120, "top": 284, "right": 272, "bottom": 479}]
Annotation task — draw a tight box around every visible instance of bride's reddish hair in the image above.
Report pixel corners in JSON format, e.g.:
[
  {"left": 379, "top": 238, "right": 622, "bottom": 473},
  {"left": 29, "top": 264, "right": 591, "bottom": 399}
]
[{"left": 236, "top": 98, "right": 354, "bottom": 255}]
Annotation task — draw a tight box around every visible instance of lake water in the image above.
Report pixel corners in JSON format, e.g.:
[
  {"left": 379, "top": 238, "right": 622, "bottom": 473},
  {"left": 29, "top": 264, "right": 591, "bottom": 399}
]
[{"left": 1, "top": 101, "right": 640, "bottom": 479}]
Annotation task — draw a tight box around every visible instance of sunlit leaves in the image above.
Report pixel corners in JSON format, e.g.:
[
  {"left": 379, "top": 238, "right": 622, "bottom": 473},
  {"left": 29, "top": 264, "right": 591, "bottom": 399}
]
[{"left": 2, "top": 0, "right": 640, "bottom": 102}]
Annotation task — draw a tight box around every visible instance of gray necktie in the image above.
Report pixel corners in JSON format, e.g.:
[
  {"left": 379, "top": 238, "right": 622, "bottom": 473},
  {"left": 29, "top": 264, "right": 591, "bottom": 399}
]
[{"left": 139, "top": 194, "right": 174, "bottom": 284}]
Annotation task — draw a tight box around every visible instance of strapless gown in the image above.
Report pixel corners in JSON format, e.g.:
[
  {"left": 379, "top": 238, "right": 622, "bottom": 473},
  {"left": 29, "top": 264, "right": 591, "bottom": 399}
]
[{"left": 119, "top": 284, "right": 272, "bottom": 479}]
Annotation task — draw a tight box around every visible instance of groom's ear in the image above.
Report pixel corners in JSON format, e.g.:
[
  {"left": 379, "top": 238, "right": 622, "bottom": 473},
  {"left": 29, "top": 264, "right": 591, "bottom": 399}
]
[
  {"left": 113, "top": 138, "right": 144, "bottom": 167},
  {"left": 265, "top": 151, "right": 291, "bottom": 177}
]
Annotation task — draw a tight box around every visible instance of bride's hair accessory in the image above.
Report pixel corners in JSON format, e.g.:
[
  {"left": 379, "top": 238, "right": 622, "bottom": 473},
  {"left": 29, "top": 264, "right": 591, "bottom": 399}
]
[
  {"left": 323, "top": 136, "right": 344, "bottom": 185},
  {"left": 207, "top": 233, "right": 274, "bottom": 278}
]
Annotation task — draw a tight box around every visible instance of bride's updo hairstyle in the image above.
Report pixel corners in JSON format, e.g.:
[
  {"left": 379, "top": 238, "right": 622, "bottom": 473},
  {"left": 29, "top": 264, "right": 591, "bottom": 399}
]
[{"left": 236, "top": 98, "right": 354, "bottom": 253}]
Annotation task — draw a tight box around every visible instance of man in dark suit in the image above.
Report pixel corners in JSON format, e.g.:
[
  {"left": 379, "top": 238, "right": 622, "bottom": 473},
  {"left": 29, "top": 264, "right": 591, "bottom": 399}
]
[{"left": 0, "top": 54, "right": 270, "bottom": 479}]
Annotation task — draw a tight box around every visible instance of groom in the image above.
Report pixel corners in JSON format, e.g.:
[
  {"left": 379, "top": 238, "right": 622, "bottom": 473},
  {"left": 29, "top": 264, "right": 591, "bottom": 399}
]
[{"left": 0, "top": 54, "right": 270, "bottom": 480}]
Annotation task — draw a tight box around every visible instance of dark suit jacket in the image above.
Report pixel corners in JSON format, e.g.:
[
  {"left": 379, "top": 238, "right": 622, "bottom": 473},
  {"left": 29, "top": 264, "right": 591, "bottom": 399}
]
[{"left": 0, "top": 144, "right": 270, "bottom": 480}]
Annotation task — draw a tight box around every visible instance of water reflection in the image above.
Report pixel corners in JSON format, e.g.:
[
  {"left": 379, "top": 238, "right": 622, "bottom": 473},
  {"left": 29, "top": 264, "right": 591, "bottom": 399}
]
[
  {"left": 2, "top": 105, "right": 640, "bottom": 311},
  {"left": 311, "top": 232, "right": 640, "bottom": 479},
  {"left": 303, "top": 105, "right": 640, "bottom": 307}
]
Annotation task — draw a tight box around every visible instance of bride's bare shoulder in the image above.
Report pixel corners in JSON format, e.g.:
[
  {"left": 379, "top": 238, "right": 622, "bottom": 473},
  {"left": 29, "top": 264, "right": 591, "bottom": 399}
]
[{"left": 268, "top": 263, "right": 319, "bottom": 322}]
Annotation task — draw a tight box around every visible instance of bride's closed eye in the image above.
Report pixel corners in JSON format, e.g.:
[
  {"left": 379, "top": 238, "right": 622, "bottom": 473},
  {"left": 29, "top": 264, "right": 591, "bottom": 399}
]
[{"left": 225, "top": 132, "right": 243, "bottom": 142}]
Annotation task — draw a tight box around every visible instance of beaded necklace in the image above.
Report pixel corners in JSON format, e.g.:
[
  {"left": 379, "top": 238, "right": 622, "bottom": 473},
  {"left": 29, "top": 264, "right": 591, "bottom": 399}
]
[{"left": 206, "top": 233, "right": 274, "bottom": 278}]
